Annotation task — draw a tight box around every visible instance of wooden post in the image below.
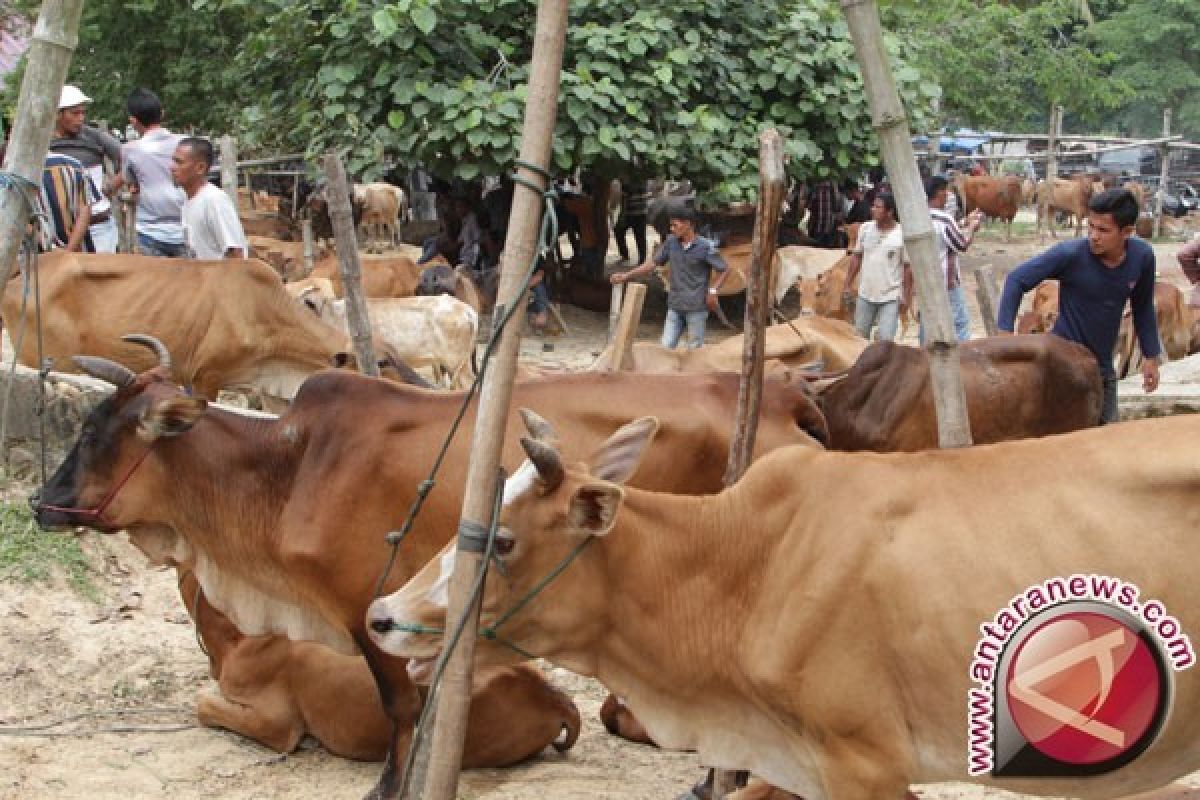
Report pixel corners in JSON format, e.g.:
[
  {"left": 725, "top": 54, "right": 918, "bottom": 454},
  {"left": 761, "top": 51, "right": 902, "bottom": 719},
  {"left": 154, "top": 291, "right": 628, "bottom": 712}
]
[
  {"left": 607, "top": 283, "right": 624, "bottom": 342},
  {"left": 0, "top": 0, "right": 86, "bottom": 291},
  {"left": 1039, "top": 105, "right": 1063, "bottom": 238},
  {"left": 723, "top": 128, "right": 785, "bottom": 486},
  {"left": 220, "top": 135, "right": 238, "bottom": 212},
  {"left": 1153, "top": 109, "right": 1172, "bottom": 240},
  {"left": 322, "top": 152, "right": 378, "bottom": 377},
  {"left": 301, "top": 218, "right": 315, "bottom": 278},
  {"left": 118, "top": 188, "right": 137, "bottom": 254},
  {"left": 416, "top": 3, "right": 568, "bottom": 800},
  {"left": 842, "top": 0, "right": 972, "bottom": 449},
  {"left": 608, "top": 282, "right": 647, "bottom": 371},
  {"left": 973, "top": 265, "right": 999, "bottom": 337}
]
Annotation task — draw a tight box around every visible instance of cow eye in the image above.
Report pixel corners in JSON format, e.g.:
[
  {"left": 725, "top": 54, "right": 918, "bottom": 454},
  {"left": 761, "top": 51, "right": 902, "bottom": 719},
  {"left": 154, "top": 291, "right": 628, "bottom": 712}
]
[{"left": 493, "top": 535, "right": 515, "bottom": 557}]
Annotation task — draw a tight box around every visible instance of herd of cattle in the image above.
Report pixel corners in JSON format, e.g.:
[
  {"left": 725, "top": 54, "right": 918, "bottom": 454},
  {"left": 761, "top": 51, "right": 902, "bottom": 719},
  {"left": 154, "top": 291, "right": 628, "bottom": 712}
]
[{"left": 11, "top": 191, "right": 1200, "bottom": 799}]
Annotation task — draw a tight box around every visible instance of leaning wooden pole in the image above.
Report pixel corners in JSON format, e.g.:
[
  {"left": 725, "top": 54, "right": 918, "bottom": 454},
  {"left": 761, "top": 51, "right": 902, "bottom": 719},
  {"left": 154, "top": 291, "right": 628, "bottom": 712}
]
[
  {"left": 842, "top": 0, "right": 972, "bottom": 448},
  {"left": 418, "top": 3, "right": 568, "bottom": 799},
  {"left": 1153, "top": 108, "right": 1172, "bottom": 240},
  {"left": 0, "top": 0, "right": 86, "bottom": 291},
  {"left": 220, "top": 135, "right": 238, "bottom": 211},
  {"left": 323, "top": 152, "right": 378, "bottom": 377},
  {"left": 724, "top": 129, "right": 785, "bottom": 486},
  {"left": 1040, "top": 105, "right": 1063, "bottom": 239}
]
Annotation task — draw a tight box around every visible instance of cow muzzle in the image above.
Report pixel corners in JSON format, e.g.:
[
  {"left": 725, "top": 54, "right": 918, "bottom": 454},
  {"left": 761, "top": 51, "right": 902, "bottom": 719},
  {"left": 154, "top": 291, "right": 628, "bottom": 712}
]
[{"left": 366, "top": 596, "right": 444, "bottom": 662}]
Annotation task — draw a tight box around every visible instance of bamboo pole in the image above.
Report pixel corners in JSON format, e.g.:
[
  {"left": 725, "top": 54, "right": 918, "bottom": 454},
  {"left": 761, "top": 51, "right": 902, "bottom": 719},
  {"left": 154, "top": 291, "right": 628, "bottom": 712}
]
[
  {"left": 1153, "top": 109, "right": 1172, "bottom": 240},
  {"left": 301, "top": 218, "right": 315, "bottom": 278},
  {"left": 842, "top": 0, "right": 972, "bottom": 449},
  {"left": 1039, "top": 106, "right": 1063, "bottom": 238},
  {"left": 416, "top": 3, "right": 569, "bottom": 799},
  {"left": 0, "top": 0, "right": 86, "bottom": 291},
  {"left": 220, "top": 135, "right": 238, "bottom": 211},
  {"left": 322, "top": 152, "right": 378, "bottom": 377},
  {"left": 963, "top": 135, "right": 1183, "bottom": 163},
  {"left": 973, "top": 265, "right": 999, "bottom": 338}
]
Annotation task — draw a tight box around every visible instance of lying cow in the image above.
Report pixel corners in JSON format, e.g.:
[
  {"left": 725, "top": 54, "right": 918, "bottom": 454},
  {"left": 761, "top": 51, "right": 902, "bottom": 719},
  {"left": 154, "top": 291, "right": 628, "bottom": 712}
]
[
  {"left": 175, "top": 569, "right": 579, "bottom": 764},
  {"left": 299, "top": 290, "right": 478, "bottom": 389},
  {"left": 370, "top": 409, "right": 1200, "bottom": 799},
  {"left": 1, "top": 253, "right": 351, "bottom": 402},
  {"left": 35, "top": 355, "right": 827, "bottom": 799},
  {"left": 816, "top": 335, "right": 1102, "bottom": 451},
  {"left": 310, "top": 252, "right": 421, "bottom": 298}
]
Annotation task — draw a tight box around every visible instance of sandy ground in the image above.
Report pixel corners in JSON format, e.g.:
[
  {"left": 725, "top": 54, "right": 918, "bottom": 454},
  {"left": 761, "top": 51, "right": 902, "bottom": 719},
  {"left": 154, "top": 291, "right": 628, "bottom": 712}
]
[{"left": 1, "top": 219, "right": 1199, "bottom": 800}]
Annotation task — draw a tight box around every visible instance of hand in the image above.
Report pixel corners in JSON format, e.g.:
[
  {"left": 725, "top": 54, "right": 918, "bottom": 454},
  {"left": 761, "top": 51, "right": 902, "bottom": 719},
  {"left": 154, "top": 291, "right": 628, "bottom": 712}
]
[
  {"left": 1143, "top": 358, "right": 1160, "bottom": 393},
  {"left": 706, "top": 290, "right": 720, "bottom": 313},
  {"left": 610, "top": 271, "right": 628, "bottom": 285},
  {"left": 968, "top": 210, "right": 984, "bottom": 229}
]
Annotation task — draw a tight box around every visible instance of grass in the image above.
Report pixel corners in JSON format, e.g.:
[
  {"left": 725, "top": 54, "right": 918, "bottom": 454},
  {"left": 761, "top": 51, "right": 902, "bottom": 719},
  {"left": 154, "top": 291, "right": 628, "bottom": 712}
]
[{"left": 0, "top": 501, "right": 99, "bottom": 601}]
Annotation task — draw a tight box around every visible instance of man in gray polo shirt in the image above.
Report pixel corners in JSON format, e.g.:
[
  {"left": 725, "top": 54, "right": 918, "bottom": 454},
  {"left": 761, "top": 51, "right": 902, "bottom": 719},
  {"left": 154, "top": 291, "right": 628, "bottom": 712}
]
[
  {"left": 611, "top": 208, "right": 728, "bottom": 349},
  {"left": 49, "top": 85, "right": 123, "bottom": 253},
  {"left": 120, "top": 88, "right": 186, "bottom": 257}
]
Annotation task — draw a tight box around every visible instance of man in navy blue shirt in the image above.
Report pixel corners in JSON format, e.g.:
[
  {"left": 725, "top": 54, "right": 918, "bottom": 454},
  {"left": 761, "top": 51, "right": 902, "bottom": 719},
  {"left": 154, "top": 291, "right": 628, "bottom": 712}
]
[{"left": 997, "top": 188, "right": 1160, "bottom": 423}]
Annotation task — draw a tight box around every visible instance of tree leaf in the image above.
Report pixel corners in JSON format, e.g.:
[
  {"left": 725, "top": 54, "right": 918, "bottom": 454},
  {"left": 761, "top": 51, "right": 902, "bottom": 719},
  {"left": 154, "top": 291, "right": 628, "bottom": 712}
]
[
  {"left": 411, "top": 5, "right": 437, "bottom": 35},
  {"left": 372, "top": 9, "right": 398, "bottom": 38},
  {"left": 387, "top": 109, "right": 406, "bottom": 129}
]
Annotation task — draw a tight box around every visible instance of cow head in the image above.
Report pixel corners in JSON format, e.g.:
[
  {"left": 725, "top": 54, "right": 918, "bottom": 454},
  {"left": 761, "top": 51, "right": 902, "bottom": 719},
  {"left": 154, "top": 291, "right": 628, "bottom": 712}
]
[
  {"left": 367, "top": 410, "right": 659, "bottom": 681},
  {"left": 33, "top": 335, "right": 207, "bottom": 532}
]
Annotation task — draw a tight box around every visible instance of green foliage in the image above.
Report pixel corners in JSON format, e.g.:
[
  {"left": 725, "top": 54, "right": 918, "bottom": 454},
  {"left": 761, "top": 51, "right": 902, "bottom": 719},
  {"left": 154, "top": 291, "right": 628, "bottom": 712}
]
[
  {"left": 1090, "top": 0, "right": 1200, "bottom": 138},
  {"left": 236, "top": 0, "right": 936, "bottom": 200},
  {"left": 0, "top": 501, "right": 97, "bottom": 600}
]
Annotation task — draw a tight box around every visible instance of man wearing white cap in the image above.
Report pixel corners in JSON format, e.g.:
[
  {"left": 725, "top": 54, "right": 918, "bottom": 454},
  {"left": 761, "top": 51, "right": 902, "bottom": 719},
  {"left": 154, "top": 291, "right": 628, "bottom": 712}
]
[{"left": 49, "top": 85, "right": 123, "bottom": 253}]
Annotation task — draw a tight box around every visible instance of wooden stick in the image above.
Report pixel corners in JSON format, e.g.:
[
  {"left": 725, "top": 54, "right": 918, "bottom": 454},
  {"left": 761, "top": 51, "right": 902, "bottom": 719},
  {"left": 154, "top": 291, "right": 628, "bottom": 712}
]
[
  {"left": 608, "top": 283, "right": 624, "bottom": 342},
  {"left": 219, "top": 135, "right": 238, "bottom": 212},
  {"left": 609, "top": 282, "right": 647, "bottom": 371},
  {"left": 1154, "top": 110, "right": 1172, "bottom": 240},
  {"left": 842, "top": 0, "right": 972, "bottom": 449},
  {"left": 0, "top": 0, "right": 86, "bottom": 290},
  {"left": 301, "top": 218, "right": 315, "bottom": 278},
  {"left": 973, "top": 265, "right": 999, "bottom": 338},
  {"left": 416, "top": 4, "right": 569, "bottom": 800},
  {"left": 1040, "top": 106, "right": 1063, "bottom": 238},
  {"left": 322, "top": 152, "right": 378, "bottom": 377}
]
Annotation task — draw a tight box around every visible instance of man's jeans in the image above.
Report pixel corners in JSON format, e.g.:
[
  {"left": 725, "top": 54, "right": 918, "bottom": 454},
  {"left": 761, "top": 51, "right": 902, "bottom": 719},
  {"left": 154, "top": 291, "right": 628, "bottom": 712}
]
[
  {"left": 853, "top": 297, "right": 900, "bottom": 341},
  {"left": 89, "top": 216, "right": 119, "bottom": 254},
  {"left": 662, "top": 309, "right": 708, "bottom": 350},
  {"left": 137, "top": 232, "right": 187, "bottom": 258},
  {"left": 919, "top": 285, "right": 972, "bottom": 344}
]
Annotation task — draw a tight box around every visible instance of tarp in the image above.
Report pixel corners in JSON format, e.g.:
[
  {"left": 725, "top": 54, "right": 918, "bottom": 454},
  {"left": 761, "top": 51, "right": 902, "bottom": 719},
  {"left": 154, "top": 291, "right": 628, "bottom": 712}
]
[{"left": 912, "top": 130, "right": 990, "bottom": 155}]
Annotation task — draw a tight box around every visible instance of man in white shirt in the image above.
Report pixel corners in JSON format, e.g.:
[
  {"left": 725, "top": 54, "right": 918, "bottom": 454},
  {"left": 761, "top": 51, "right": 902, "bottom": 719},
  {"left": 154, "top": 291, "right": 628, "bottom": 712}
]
[
  {"left": 843, "top": 193, "right": 912, "bottom": 341},
  {"left": 120, "top": 88, "right": 186, "bottom": 257},
  {"left": 170, "top": 137, "right": 247, "bottom": 260}
]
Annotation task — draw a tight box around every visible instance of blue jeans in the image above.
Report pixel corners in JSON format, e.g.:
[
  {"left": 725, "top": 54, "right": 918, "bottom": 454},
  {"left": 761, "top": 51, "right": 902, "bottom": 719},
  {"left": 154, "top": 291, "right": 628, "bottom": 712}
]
[
  {"left": 919, "top": 286, "right": 972, "bottom": 344},
  {"left": 853, "top": 297, "right": 900, "bottom": 341},
  {"left": 137, "top": 233, "right": 187, "bottom": 258},
  {"left": 662, "top": 309, "right": 708, "bottom": 350}
]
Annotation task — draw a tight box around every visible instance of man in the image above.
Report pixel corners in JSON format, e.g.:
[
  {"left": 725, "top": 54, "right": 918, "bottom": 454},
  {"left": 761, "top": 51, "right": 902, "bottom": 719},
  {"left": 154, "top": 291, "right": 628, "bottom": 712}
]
[
  {"left": 610, "top": 208, "right": 727, "bottom": 350},
  {"left": 843, "top": 193, "right": 912, "bottom": 342},
  {"left": 843, "top": 182, "right": 871, "bottom": 224},
  {"left": 997, "top": 188, "right": 1160, "bottom": 424},
  {"left": 926, "top": 175, "right": 983, "bottom": 341},
  {"left": 49, "top": 85, "right": 123, "bottom": 253},
  {"left": 455, "top": 196, "right": 484, "bottom": 272},
  {"left": 806, "top": 177, "right": 841, "bottom": 248},
  {"left": 614, "top": 179, "right": 649, "bottom": 266},
  {"left": 38, "top": 151, "right": 99, "bottom": 252},
  {"left": 120, "top": 88, "right": 186, "bottom": 257},
  {"left": 1178, "top": 235, "right": 1200, "bottom": 308},
  {"left": 170, "top": 137, "right": 247, "bottom": 259}
]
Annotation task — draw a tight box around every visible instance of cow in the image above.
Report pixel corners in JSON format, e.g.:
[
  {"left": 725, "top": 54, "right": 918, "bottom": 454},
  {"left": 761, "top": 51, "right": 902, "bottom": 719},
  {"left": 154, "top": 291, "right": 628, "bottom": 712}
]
[
  {"left": 175, "top": 569, "right": 579, "bottom": 764},
  {"left": 299, "top": 290, "right": 479, "bottom": 389},
  {"left": 773, "top": 246, "right": 845, "bottom": 306},
  {"left": 34, "top": 358, "right": 828, "bottom": 800},
  {"left": 310, "top": 252, "right": 422, "bottom": 299},
  {"left": 1015, "top": 280, "right": 1060, "bottom": 334},
  {"left": 1037, "top": 176, "right": 1094, "bottom": 238},
  {"left": 798, "top": 254, "right": 856, "bottom": 321},
  {"left": 355, "top": 182, "right": 407, "bottom": 254},
  {"left": 815, "top": 335, "right": 1102, "bottom": 451},
  {"left": 953, "top": 175, "right": 1023, "bottom": 241},
  {"left": 1, "top": 252, "right": 351, "bottom": 403},
  {"left": 592, "top": 316, "right": 866, "bottom": 375},
  {"left": 247, "top": 235, "right": 326, "bottom": 281},
  {"left": 368, "top": 409, "right": 1200, "bottom": 799},
  {"left": 1115, "top": 281, "right": 1192, "bottom": 379},
  {"left": 414, "top": 262, "right": 484, "bottom": 316}
]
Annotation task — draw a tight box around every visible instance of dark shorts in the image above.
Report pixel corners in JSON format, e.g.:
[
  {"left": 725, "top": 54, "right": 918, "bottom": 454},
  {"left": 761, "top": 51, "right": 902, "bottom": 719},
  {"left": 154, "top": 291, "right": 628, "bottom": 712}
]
[{"left": 529, "top": 282, "right": 550, "bottom": 313}]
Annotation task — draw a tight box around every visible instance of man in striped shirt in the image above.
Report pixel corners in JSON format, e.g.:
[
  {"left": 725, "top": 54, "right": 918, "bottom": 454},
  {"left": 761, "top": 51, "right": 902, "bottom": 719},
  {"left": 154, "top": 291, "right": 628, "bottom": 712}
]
[
  {"left": 39, "top": 152, "right": 100, "bottom": 252},
  {"left": 924, "top": 175, "right": 983, "bottom": 341}
]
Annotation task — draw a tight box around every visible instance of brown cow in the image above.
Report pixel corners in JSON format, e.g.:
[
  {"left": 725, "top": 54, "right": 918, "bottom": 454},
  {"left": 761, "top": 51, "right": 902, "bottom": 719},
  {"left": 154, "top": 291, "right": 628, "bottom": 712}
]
[
  {"left": 310, "top": 252, "right": 421, "bottom": 298},
  {"left": 1037, "top": 175, "right": 1094, "bottom": 238},
  {"left": 1015, "top": 280, "right": 1060, "bottom": 334},
  {"left": 175, "top": 569, "right": 579, "bottom": 764},
  {"left": 953, "top": 175, "right": 1023, "bottom": 241},
  {"left": 247, "top": 235, "right": 326, "bottom": 281},
  {"left": 1, "top": 253, "right": 350, "bottom": 402},
  {"left": 816, "top": 334, "right": 1102, "bottom": 451},
  {"left": 1115, "top": 281, "right": 1191, "bottom": 378},
  {"left": 798, "top": 254, "right": 856, "bottom": 321},
  {"left": 35, "top": 363, "right": 827, "bottom": 799}
]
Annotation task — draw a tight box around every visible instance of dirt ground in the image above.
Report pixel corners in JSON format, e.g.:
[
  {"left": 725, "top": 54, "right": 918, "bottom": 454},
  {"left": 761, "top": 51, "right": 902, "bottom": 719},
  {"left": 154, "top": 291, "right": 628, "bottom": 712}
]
[{"left": 1, "top": 221, "right": 1199, "bottom": 800}]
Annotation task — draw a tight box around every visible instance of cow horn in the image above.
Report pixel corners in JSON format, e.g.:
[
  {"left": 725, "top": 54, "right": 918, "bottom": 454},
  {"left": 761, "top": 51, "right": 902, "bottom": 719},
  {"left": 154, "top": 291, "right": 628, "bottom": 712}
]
[
  {"left": 122, "top": 334, "right": 172, "bottom": 372},
  {"left": 72, "top": 356, "right": 135, "bottom": 388},
  {"left": 519, "top": 408, "right": 560, "bottom": 446},
  {"left": 520, "top": 437, "right": 564, "bottom": 491}
]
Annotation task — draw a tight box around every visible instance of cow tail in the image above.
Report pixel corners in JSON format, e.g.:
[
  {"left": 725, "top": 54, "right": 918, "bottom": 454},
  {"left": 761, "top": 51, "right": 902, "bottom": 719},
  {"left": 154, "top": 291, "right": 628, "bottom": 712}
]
[{"left": 553, "top": 699, "right": 582, "bottom": 753}]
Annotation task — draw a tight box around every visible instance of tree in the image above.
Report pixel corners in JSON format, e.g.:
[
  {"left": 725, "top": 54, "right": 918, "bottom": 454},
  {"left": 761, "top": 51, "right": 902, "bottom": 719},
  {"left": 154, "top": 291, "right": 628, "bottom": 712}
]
[
  {"left": 1090, "top": 0, "right": 1200, "bottom": 138},
  {"left": 237, "top": 0, "right": 937, "bottom": 200}
]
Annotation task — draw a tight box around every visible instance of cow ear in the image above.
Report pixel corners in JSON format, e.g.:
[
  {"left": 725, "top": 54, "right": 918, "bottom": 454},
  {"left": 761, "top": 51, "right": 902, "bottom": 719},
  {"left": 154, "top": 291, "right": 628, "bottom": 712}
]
[
  {"left": 566, "top": 483, "right": 624, "bottom": 537},
  {"left": 588, "top": 416, "right": 659, "bottom": 485},
  {"left": 138, "top": 395, "right": 207, "bottom": 441}
]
